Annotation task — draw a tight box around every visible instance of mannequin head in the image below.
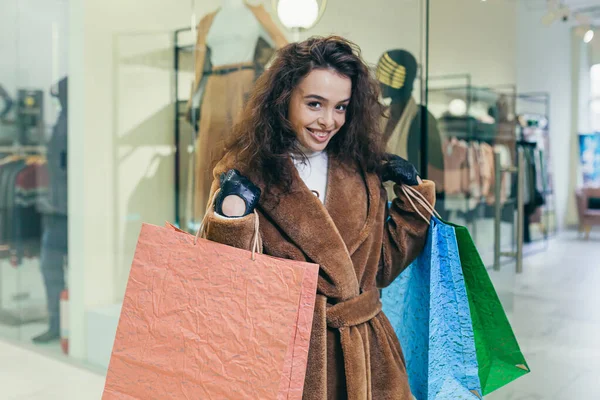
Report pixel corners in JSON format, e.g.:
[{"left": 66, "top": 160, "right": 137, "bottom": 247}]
[{"left": 376, "top": 49, "right": 417, "bottom": 103}]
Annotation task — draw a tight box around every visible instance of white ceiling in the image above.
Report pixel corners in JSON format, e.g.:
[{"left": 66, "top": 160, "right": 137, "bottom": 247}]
[
  {"left": 520, "top": 0, "right": 600, "bottom": 24},
  {"left": 521, "top": 0, "right": 600, "bottom": 10}
]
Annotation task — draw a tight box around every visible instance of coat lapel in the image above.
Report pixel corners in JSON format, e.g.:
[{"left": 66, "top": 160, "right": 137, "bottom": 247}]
[
  {"left": 256, "top": 156, "right": 381, "bottom": 300},
  {"left": 325, "top": 157, "right": 381, "bottom": 256},
  {"left": 258, "top": 157, "right": 360, "bottom": 300}
]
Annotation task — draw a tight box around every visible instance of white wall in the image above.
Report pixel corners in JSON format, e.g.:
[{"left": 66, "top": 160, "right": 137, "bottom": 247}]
[
  {"left": 296, "top": 0, "right": 425, "bottom": 66},
  {"left": 430, "top": 0, "right": 518, "bottom": 86},
  {"left": 515, "top": 2, "right": 573, "bottom": 229},
  {"left": 68, "top": 0, "right": 215, "bottom": 361}
]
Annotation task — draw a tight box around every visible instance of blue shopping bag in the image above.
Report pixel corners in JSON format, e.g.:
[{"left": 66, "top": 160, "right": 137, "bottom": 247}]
[{"left": 382, "top": 217, "right": 482, "bottom": 400}]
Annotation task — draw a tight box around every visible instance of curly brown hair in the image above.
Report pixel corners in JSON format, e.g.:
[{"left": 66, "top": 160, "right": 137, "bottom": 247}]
[{"left": 225, "top": 35, "right": 385, "bottom": 194}]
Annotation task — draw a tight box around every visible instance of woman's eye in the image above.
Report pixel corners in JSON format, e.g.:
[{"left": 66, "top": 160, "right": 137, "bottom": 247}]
[
  {"left": 336, "top": 104, "right": 348, "bottom": 112},
  {"left": 308, "top": 102, "right": 321, "bottom": 109}
]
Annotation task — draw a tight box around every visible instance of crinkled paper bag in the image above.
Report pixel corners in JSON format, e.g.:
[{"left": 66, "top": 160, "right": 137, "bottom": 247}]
[{"left": 102, "top": 223, "right": 319, "bottom": 399}]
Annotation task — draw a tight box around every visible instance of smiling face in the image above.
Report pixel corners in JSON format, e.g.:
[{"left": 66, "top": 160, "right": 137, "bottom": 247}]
[{"left": 288, "top": 68, "right": 352, "bottom": 153}]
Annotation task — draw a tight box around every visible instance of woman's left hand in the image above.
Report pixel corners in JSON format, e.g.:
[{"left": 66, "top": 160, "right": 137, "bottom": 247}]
[{"left": 380, "top": 153, "right": 421, "bottom": 186}]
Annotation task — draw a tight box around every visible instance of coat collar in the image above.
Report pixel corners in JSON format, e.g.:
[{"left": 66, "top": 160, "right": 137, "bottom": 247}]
[{"left": 256, "top": 155, "right": 381, "bottom": 300}]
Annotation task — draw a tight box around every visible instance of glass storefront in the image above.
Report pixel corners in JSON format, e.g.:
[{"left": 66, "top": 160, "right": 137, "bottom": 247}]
[
  {"left": 0, "top": 0, "right": 569, "bottom": 379},
  {"left": 0, "top": 0, "right": 68, "bottom": 353},
  {"left": 0, "top": 0, "right": 431, "bottom": 368}
]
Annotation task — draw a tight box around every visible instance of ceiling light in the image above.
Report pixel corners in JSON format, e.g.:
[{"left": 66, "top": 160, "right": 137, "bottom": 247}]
[
  {"left": 277, "top": 0, "right": 319, "bottom": 30},
  {"left": 584, "top": 29, "right": 595, "bottom": 43}
]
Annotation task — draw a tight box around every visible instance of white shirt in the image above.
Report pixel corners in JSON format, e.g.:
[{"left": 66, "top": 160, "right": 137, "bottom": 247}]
[
  {"left": 216, "top": 150, "right": 329, "bottom": 219},
  {"left": 291, "top": 150, "right": 329, "bottom": 204}
]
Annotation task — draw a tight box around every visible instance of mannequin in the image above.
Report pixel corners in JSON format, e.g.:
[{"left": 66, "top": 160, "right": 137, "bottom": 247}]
[
  {"left": 205, "top": 0, "right": 276, "bottom": 67},
  {"left": 33, "top": 77, "right": 68, "bottom": 344},
  {"left": 376, "top": 49, "right": 445, "bottom": 198},
  {"left": 188, "top": 0, "right": 287, "bottom": 220}
]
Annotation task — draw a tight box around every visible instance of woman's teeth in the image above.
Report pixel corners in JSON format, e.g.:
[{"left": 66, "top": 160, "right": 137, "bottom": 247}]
[{"left": 308, "top": 128, "right": 329, "bottom": 138}]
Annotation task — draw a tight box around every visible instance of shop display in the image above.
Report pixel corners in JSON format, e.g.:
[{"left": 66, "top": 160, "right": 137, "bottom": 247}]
[
  {"left": 0, "top": 153, "right": 47, "bottom": 264},
  {"left": 442, "top": 138, "right": 512, "bottom": 211},
  {"left": 188, "top": 0, "right": 287, "bottom": 218},
  {"left": 0, "top": 147, "right": 48, "bottom": 326},
  {"left": 428, "top": 82, "right": 518, "bottom": 265}
]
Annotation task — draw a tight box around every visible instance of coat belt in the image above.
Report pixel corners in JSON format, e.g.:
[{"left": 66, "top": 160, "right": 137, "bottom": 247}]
[{"left": 326, "top": 289, "right": 382, "bottom": 329}]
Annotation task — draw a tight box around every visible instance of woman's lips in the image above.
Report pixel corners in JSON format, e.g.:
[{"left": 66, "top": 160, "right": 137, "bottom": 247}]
[{"left": 307, "top": 128, "right": 331, "bottom": 143}]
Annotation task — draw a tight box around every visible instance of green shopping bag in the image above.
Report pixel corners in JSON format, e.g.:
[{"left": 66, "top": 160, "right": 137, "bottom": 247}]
[{"left": 449, "top": 223, "right": 530, "bottom": 395}]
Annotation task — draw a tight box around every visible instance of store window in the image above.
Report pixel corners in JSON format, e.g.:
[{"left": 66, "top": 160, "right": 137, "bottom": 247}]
[
  {"left": 0, "top": 0, "right": 68, "bottom": 354},
  {"left": 1, "top": 0, "right": 431, "bottom": 371}
]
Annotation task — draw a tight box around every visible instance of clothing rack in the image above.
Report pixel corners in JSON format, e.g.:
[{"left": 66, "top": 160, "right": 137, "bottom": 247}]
[
  {"left": 0, "top": 147, "right": 49, "bottom": 326},
  {"left": 0, "top": 145, "right": 46, "bottom": 155},
  {"left": 516, "top": 92, "right": 555, "bottom": 247}
]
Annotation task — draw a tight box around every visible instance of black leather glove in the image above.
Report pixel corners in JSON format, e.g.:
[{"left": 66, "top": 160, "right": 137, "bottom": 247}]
[
  {"left": 214, "top": 169, "right": 261, "bottom": 217},
  {"left": 380, "top": 153, "right": 420, "bottom": 186}
]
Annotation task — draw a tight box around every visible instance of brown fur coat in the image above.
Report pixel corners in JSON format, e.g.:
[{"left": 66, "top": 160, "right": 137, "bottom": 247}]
[{"left": 204, "top": 152, "right": 435, "bottom": 400}]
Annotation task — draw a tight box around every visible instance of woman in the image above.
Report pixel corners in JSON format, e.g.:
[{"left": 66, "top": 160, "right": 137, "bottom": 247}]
[{"left": 203, "top": 36, "right": 435, "bottom": 400}]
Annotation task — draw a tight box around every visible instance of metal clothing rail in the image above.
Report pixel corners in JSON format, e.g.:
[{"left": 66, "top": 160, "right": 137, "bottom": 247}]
[{"left": 0, "top": 145, "right": 46, "bottom": 154}]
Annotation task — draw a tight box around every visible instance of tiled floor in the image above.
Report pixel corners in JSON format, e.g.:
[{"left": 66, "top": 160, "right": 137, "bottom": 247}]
[
  {"left": 1, "top": 231, "right": 598, "bottom": 399},
  {"left": 487, "top": 231, "right": 600, "bottom": 399},
  {"left": 0, "top": 340, "right": 105, "bottom": 400}
]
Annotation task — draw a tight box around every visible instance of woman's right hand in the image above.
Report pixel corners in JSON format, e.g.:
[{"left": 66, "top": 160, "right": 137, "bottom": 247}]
[{"left": 214, "top": 169, "right": 261, "bottom": 217}]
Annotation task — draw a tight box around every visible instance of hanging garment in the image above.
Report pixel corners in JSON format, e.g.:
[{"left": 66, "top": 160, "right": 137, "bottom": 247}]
[
  {"left": 442, "top": 138, "right": 468, "bottom": 196},
  {"left": 478, "top": 142, "right": 495, "bottom": 200},
  {"left": 193, "top": 63, "right": 256, "bottom": 216},
  {"left": 467, "top": 142, "right": 482, "bottom": 211},
  {"left": 486, "top": 144, "right": 512, "bottom": 206},
  {"left": 0, "top": 159, "right": 26, "bottom": 256},
  {"left": 384, "top": 97, "right": 419, "bottom": 160},
  {"left": 13, "top": 162, "right": 48, "bottom": 262},
  {"left": 189, "top": 4, "right": 287, "bottom": 217},
  {"left": 0, "top": 158, "right": 47, "bottom": 262}
]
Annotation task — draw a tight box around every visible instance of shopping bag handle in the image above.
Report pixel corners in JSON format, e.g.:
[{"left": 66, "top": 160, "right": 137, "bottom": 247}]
[
  {"left": 399, "top": 183, "right": 441, "bottom": 225},
  {"left": 194, "top": 189, "right": 262, "bottom": 261}
]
